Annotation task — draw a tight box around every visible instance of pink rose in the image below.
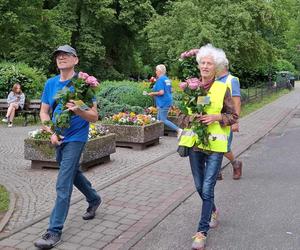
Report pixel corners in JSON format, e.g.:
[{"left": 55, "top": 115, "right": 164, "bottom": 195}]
[
  {"left": 186, "top": 78, "right": 200, "bottom": 90},
  {"left": 78, "top": 71, "right": 90, "bottom": 80},
  {"left": 179, "top": 81, "right": 187, "bottom": 90},
  {"left": 86, "top": 76, "right": 100, "bottom": 87},
  {"left": 180, "top": 51, "right": 188, "bottom": 59},
  {"left": 180, "top": 49, "right": 199, "bottom": 59}
]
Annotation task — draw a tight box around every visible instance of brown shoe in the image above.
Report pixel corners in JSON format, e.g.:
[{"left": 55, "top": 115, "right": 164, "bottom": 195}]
[{"left": 232, "top": 160, "right": 242, "bottom": 180}]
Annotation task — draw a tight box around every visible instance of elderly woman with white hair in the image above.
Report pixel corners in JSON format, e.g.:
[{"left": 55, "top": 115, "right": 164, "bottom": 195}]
[
  {"left": 178, "top": 44, "right": 238, "bottom": 250},
  {"left": 148, "top": 64, "right": 182, "bottom": 137}
]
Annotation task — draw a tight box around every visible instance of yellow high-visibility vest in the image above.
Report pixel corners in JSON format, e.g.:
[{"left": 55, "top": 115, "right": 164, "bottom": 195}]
[
  {"left": 225, "top": 74, "right": 239, "bottom": 95},
  {"left": 178, "top": 81, "right": 230, "bottom": 152}
]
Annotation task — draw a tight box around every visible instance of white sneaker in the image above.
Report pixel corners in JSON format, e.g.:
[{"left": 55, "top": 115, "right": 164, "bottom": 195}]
[
  {"left": 8, "top": 123, "right": 13, "bottom": 128},
  {"left": 191, "top": 232, "right": 206, "bottom": 250},
  {"left": 2, "top": 118, "right": 8, "bottom": 123},
  {"left": 209, "top": 208, "right": 219, "bottom": 228}
]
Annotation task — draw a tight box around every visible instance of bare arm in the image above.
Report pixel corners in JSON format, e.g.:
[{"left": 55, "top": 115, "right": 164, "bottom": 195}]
[
  {"left": 40, "top": 103, "right": 53, "bottom": 132},
  {"left": 231, "top": 96, "right": 241, "bottom": 132},
  {"left": 148, "top": 90, "right": 164, "bottom": 96},
  {"left": 40, "top": 103, "right": 61, "bottom": 144},
  {"left": 232, "top": 96, "right": 241, "bottom": 116},
  {"left": 40, "top": 103, "right": 51, "bottom": 123},
  {"left": 66, "top": 101, "right": 98, "bottom": 122}
]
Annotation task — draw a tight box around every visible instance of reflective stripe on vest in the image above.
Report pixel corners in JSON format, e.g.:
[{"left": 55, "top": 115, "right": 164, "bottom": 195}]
[{"left": 178, "top": 81, "right": 229, "bottom": 152}]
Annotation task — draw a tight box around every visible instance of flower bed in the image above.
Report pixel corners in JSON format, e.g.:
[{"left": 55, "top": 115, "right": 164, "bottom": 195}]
[
  {"left": 101, "top": 112, "right": 163, "bottom": 150},
  {"left": 106, "top": 112, "right": 157, "bottom": 126},
  {"left": 145, "top": 106, "right": 181, "bottom": 136},
  {"left": 24, "top": 124, "right": 116, "bottom": 171},
  {"left": 145, "top": 106, "right": 157, "bottom": 115}
]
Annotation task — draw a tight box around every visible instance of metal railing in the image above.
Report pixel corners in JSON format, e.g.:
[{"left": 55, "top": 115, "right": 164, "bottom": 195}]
[{"left": 241, "top": 81, "right": 294, "bottom": 104}]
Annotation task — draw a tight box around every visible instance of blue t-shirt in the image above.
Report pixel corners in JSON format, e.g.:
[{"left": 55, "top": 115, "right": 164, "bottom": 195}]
[
  {"left": 217, "top": 73, "right": 241, "bottom": 97},
  {"left": 152, "top": 75, "right": 173, "bottom": 108},
  {"left": 41, "top": 75, "right": 90, "bottom": 143}
]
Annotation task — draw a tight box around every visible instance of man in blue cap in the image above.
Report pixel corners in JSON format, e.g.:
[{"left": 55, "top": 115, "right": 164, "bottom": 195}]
[{"left": 34, "top": 45, "right": 102, "bottom": 249}]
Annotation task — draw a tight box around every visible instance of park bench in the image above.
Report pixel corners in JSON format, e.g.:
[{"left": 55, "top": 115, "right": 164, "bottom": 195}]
[{"left": 0, "top": 99, "right": 41, "bottom": 126}]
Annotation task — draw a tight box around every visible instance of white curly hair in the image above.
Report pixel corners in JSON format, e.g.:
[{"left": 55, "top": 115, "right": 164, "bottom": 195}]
[{"left": 196, "top": 44, "right": 228, "bottom": 74}]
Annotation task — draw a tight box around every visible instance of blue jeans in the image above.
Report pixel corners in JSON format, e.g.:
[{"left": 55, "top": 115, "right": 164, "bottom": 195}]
[
  {"left": 157, "top": 107, "right": 179, "bottom": 131},
  {"left": 48, "top": 141, "right": 101, "bottom": 234},
  {"left": 189, "top": 148, "right": 223, "bottom": 234}
]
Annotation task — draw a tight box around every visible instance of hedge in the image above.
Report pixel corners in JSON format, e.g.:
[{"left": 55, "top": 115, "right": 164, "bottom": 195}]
[{"left": 0, "top": 62, "right": 46, "bottom": 99}]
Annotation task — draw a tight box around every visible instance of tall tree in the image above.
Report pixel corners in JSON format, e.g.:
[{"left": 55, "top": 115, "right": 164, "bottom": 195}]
[
  {"left": 143, "top": 0, "right": 286, "bottom": 85},
  {"left": 102, "top": 0, "right": 154, "bottom": 79}
]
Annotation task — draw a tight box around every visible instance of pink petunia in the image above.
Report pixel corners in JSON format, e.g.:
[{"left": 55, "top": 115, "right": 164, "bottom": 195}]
[
  {"left": 78, "top": 71, "right": 90, "bottom": 80},
  {"left": 85, "top": 76, "right": 100, "bottom": 87},
  {"left": 186, "top": 78, "right": 200, "bottom": 90},
  {"left": 179, "top": 81, "right": 187, "bottom": 90}
]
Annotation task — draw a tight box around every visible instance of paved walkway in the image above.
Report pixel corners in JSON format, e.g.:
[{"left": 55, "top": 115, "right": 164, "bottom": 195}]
[{"left": 0, "top": 84, "right": 299, "bottom": 249}]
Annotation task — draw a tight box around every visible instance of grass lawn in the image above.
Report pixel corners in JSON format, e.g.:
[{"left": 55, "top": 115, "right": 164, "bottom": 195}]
[
  {"left": 240, "top": 88, "right": 290, "bottom": 117},
  {"left": 0, "top": 115, "right": 40, "bottom": 127},
  {"left": 0, "top": 185, "right": 9, "bottom": 214}
]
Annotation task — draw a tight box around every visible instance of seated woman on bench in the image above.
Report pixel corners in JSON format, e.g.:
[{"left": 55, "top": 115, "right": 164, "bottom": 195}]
[{"left": 2, "top": 83, "right": 25, "bottom": 127}]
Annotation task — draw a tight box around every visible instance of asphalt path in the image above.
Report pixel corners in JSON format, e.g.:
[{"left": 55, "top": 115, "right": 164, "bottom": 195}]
[{"left": 132, "top": 108, "right": 300, "bottom": 250}]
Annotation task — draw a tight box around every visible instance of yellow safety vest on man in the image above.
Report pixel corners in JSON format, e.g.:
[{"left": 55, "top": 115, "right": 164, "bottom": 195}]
[
  {"left": 178, "top": 80, "right": 230, "bottom": 153},
  {"left": 224, "top": 73, "right": 239, "bottom": 95}
]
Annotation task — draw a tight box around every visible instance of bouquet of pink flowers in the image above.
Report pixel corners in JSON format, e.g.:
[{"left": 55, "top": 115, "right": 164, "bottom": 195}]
[
  {"left": 178, "top": 50, "right": 211, "bottom": 146},
  {"left": 52, "top": 72, "right": 100, "bottom": 133}
]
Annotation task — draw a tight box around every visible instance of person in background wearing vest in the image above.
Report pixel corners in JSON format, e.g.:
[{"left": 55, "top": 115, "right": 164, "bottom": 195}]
[
  {"left": 216, "top": 60, "right": 243, "bottom": 180},
  {"left": 34, "top": 45, "right": 101, "bottom": 249},
  {"left": 148, "top": 64, "right": 183, "bottom": 138},
  {"left": 178, "top": 44, "right": 238, "bottom": 250}
]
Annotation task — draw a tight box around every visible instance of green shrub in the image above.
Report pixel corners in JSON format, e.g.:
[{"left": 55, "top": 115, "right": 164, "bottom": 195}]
[
  {"left": 96, "top": 80, "right": 153, "bottom": 118},
  {"left": 273, "top": 59, "right": 296, "bottom": 74},
  {"left": 99, "top": 80, "right": 152, "bottom": 106},
  {"left": 0, "top": 62, "right": 46, "bottom": 99},
  {"left": 97, "top": 97, "right": 144, "bottom": 119}
]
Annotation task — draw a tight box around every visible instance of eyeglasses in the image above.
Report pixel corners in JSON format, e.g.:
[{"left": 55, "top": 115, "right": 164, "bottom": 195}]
[{"left": 55, "top": 52, "right": 74, "bottom": 59}]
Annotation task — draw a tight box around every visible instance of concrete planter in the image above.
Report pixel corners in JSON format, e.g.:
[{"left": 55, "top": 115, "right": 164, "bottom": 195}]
[
  {"left": 24, "top": 133, "right": 116, "bottom": 171},
  {"left": 164, "top": 116, "right": 180, "bottom": 136},
  {"left": 102, "top": 122, "right": 164, "bottom": 150}
]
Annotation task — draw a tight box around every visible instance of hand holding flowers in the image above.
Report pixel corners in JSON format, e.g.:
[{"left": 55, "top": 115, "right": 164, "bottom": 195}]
[
  {"left": 178, "top": 49, "right": 212, "bottom": 147},
  {"left": 52, "top": 71, "right": 100, "bottom": 135}
]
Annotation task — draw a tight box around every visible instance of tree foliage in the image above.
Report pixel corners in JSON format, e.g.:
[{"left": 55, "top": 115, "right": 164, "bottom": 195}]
[
  {"left": 0, "top": 0, "right": 299, "bottom": 86},
  {"left": 144, "top": 0, "right": 297, "bottom": 85}
]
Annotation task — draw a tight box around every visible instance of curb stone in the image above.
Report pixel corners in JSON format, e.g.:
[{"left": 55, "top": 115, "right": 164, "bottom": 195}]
[{"left": 0, "top": 187, "right": 16, "bottom": 233}]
